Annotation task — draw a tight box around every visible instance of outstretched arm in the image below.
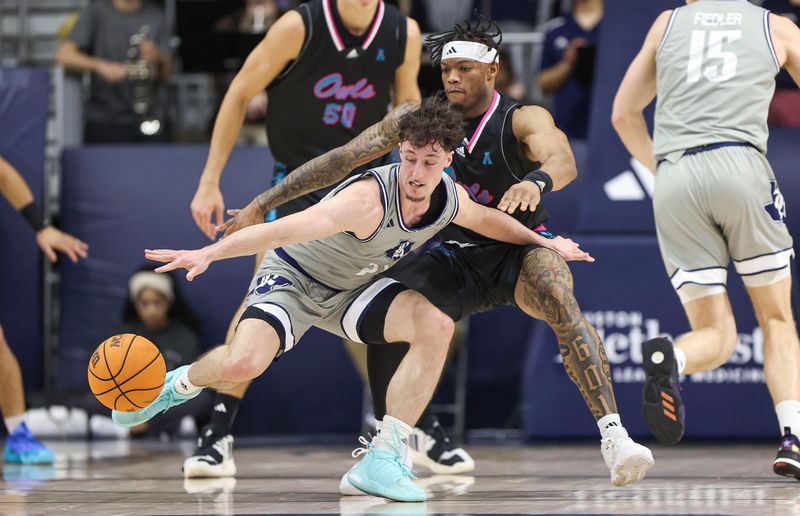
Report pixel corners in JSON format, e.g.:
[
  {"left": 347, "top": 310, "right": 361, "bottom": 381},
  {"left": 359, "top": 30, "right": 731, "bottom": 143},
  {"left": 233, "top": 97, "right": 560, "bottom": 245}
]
[
  {"left": 147, "top": 178, "right": 384, "bottom": 280},
  {"left": 452, "top": 185, "right": 593, "bottom": 262},
  {"left": 497, "top": 106, "right": 577, "bottom": 215},
  {"left": 217, "top": 100, "right": 417, "bottom": 236},
  {"left": 611, "top": 10, "right": 671, "bottom": 174}
]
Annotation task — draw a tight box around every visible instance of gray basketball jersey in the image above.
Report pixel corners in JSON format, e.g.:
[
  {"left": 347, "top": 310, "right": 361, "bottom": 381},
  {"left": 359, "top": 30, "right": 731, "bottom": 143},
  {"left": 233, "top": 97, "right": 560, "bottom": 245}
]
[
  {"left": 279, "top": 164, "right": 460, "bottom": 291},
  {"left": 653, "top": 0, "right": 778, "bottom": 159}
]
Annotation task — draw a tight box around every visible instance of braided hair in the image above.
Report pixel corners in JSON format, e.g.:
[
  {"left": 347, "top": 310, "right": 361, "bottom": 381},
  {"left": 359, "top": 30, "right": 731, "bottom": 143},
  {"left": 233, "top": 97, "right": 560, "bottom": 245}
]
[{"left": 425, "top": 15, "right": 503, "bottom": 65}]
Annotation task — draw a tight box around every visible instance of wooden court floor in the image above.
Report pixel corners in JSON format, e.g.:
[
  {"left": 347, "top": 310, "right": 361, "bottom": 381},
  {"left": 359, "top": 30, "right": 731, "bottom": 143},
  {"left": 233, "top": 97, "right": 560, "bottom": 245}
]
[{"left": 1, "top": 438, "right": 798, "bottom": 515}]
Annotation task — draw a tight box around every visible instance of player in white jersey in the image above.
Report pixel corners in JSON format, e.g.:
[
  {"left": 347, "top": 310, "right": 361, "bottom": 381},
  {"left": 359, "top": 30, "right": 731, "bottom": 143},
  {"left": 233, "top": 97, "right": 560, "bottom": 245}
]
[
  {"left": 612, "top": 0, "right": 800, "bottom": 478},
  {"left": 111, "top": 99, "right": 592, "bottom": 501}
]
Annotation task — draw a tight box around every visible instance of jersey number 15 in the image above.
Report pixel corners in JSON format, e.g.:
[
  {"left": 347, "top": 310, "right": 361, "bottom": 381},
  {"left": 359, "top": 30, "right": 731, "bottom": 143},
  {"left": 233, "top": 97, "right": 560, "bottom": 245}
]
[{"left": 687, "top": 30, "right": 741, "bottom": 83}]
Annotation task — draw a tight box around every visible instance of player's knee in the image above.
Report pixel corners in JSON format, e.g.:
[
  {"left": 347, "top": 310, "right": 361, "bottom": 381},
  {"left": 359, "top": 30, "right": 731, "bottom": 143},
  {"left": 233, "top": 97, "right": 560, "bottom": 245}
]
[
  {"left": 412, "top": 304, "right": 454, "bottom": 350},
  {"left": 222, "top": 345, "right": 269, "bottom": 382}
]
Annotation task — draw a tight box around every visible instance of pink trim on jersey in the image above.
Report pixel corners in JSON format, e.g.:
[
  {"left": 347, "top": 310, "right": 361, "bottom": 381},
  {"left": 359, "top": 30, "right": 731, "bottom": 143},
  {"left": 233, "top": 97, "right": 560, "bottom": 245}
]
[
  {"left": 323, "top": 0, "right": 385, "bottom": 53},
  {"left": 534, "top": 224, "right": 547, "bottom": 232},
  {"left": 361, "top": 1, "right": 385, "bottom": 50},
  {"left": 467, "top": 91, "right": 501, "bottom": 155},
  {"left": 322, "top": 0, "right": 345, "bottom": 52}
]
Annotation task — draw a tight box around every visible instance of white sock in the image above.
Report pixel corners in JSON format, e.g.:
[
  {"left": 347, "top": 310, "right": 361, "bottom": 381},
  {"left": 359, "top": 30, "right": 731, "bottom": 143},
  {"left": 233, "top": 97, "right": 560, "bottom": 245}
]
[
  {"left": 173, "top": 367, "right": 201, "bottom": 395},
  {"left": 4, "top": 413, "right": 25, "bottom": 434},
  {"left": 775, "top": 400, "right": 800, "bottom": 436},
  {"left": 597, "top": 413, "right": 623, "bottom": 439},
  {"left": 374, "top": 414, "right": 412, "bottom": 452},
  {"left": 374, "top": 419, "right": 384, "bottom": 435},
  {"left": 674, "top": 347, "right": 687, "bottom": 375}
]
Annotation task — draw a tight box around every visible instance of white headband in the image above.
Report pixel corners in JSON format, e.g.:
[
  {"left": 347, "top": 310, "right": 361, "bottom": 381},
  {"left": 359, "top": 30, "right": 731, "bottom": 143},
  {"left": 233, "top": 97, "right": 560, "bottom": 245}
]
[
  {"left": 129, "top": 271, "right": 174, "bottom": 302},
  {"left": 441, "top": 41, "right": 499, "bottom": 64}
]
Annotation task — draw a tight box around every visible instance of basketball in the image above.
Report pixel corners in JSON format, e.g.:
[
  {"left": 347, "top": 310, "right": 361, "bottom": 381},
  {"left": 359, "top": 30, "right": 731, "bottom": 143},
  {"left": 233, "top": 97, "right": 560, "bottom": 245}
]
[{"left": 87, "top": 333, "right": 166, "bottom": 412}]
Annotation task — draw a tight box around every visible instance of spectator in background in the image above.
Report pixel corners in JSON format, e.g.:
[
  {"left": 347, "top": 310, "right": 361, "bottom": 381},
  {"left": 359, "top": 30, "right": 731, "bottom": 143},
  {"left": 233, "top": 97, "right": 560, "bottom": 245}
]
[
  {"left": 55, "top": 0, "right": 172, "bottom": 144},
  {"left": 114, "top": 267, "right": 213, "bottom": 438},
  {"left": 1, "top": 155, "right": 88, "bottom": 463},
  {"left": 762, "top": 0, "right": 800, "bottom": 127},
  {"left": 538, "top": 0, "right": 603, "bottom": 140}
]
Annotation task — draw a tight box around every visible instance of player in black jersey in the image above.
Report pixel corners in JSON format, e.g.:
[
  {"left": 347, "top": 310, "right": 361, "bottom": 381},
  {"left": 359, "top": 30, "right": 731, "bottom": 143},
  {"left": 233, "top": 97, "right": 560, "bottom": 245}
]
[
  {"left": 220, "top": 17, "right": 656, "bottom": 487},
  {"left": 183, "top": 0, "right": 421, "bottom": 479}
]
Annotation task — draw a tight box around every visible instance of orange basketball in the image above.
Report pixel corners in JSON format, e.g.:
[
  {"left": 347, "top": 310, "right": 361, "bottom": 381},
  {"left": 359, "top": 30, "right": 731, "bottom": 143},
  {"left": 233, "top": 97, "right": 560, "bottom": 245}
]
[{"left": 87, "top": 333, "right": 166, "bottom": 412}]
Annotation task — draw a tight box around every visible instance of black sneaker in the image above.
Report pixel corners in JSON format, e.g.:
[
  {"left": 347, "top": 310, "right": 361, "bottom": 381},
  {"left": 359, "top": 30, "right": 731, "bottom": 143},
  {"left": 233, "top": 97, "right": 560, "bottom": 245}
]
[
  {"left": 407, "top": 416, "right": 475, "bottom": 474},
  {"left": 773, "top": 427, "right": 800, "bottom": 480},
  {"left": 642, "top": 337, "right": 685, "bottom": 445},
  {"left": 183, "top": 425, "right": 236, "bottom": 478}
]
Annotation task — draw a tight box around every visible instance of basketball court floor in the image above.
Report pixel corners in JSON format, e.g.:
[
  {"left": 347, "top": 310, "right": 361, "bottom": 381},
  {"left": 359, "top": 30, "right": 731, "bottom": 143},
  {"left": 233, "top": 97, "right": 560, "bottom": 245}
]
[{"left": 1, "top": 438, "right": 797, "bottom": 515}]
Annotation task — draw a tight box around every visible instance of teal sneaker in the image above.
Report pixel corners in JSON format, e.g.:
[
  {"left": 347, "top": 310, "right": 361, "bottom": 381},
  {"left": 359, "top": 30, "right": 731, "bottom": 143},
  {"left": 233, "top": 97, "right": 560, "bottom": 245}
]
[
  {"left": 112, "top": 365, "right": 201, "bottom": 427},
  {"left": 3, "top": 422, "right": 55, "bottom": 464},
  {"left": 346, "top": 434, "right": 426, "bottom": 502}
]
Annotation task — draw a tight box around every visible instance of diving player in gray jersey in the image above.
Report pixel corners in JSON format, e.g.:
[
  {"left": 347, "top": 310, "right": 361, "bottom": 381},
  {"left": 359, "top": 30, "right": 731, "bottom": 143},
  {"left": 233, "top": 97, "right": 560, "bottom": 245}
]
[
  {"left": 612, "top": 0, "right": 800, "bottom": 478},
  {"left": 111, "top": 99, "right": 592, "bottom": 501}
]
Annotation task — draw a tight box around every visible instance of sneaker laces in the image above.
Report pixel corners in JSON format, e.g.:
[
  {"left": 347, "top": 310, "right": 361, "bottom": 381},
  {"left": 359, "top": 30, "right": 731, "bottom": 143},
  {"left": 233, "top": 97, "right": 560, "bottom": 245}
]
[{"left": 351, "top": 434, "right": 374, "bottom": 459}]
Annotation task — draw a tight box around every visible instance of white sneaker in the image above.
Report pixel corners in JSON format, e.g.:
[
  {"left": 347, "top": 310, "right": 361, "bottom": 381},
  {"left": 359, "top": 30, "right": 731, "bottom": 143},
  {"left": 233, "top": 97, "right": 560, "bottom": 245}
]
[
  {"left": 183, "top": 429, "right": 236, "bottom": 478},
  {"left": 600, "top": 426, "right": 654, "bottom": 486}
]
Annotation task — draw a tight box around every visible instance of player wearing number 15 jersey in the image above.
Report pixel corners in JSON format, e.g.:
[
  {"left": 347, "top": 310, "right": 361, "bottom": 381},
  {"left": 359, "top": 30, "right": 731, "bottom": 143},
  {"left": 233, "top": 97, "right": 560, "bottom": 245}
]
[
  {"left": 613, "top": 0, "right": 800, "bottom": 479},
  {"left": 184, "top": 0, "right": 421, "bottom": 478}
]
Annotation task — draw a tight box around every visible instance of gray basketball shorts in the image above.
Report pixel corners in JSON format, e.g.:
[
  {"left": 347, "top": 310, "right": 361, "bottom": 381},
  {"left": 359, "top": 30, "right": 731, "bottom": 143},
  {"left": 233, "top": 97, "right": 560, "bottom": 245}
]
[
  {"left": 653, "top": 145, "right": 794, "bottom": 304},
  {"left": 239, "top": 250, "right": 407, "bottom": 357}
]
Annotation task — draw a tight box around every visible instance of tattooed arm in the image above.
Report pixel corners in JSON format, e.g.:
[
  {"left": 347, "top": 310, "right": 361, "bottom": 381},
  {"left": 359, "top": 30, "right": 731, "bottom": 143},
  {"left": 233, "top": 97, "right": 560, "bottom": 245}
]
[
  {"left": 516, "top": 247, "right": 617, "bottom": 420},
  {"left": 217, "top": 100, "right": 416, "bottom": 237}
]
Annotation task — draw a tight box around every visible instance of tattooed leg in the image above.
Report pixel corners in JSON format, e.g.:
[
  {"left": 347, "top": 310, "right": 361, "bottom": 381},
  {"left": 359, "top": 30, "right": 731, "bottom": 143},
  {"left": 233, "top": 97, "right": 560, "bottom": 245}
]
[{"left": 514, "top": 247, "right": 617, "bottom": 420}]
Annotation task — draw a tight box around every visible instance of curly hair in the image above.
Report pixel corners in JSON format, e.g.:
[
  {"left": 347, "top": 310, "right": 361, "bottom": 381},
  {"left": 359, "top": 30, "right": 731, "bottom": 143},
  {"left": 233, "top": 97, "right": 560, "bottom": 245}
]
[
  {"left": 398, "top": 96, "right": 464, "bottom": 152},
  {"left": 425, "top": 15, "right": 503, "bottom": 65}
]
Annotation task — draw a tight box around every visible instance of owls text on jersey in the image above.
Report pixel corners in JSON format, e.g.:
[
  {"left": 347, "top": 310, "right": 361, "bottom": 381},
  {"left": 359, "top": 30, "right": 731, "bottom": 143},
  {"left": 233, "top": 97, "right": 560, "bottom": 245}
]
[{"left": 265, "top": 0, "right": 408, "bottom": 171}]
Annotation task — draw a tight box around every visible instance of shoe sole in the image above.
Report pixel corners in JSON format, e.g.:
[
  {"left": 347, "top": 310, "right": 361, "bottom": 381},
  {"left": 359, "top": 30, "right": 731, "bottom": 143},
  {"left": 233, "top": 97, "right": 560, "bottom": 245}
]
[
  {"left": 613, "top": 455, "right": 655, "bottom": 487},
  {"left": 183, "top": 459, "right": 237, "bottom": 478},
  {"left": 347, "top": 472, "right": 427, "bottom": 502},
  {"left": 642, "top": 338, "right": 685, "bottom": 445},
  {"left": 773, "top": 456, "right": 800, "bottom": 480},
  {"left": 407, "top": 447, "right": 475, "bottom": 475}
]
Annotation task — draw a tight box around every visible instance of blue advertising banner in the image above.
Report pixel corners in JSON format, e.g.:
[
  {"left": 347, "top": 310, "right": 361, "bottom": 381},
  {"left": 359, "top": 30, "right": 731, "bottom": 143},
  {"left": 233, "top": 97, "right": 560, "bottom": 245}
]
[{"left": 522, "top": 235, "right": 779, "bottom": 439}]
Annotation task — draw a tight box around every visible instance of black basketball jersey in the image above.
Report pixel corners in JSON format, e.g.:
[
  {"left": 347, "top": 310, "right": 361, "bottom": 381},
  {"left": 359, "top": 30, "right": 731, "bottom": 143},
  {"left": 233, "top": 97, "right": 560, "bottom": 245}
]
[
  {"left": 266, "top": 0, "right": 406, "bottom": 175},
  {"left": 442, "top": 92, "right": 548, "bottom": 246}
]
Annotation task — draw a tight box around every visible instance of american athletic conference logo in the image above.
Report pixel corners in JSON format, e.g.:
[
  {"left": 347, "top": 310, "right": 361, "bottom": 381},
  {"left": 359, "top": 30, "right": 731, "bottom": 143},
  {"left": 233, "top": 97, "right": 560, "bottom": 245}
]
[
  {"left": 385, "top": 240, "right": 413, "bottom": 261},
  {"left": 249, "top": 273, "right": 293, "bottom": 297}
]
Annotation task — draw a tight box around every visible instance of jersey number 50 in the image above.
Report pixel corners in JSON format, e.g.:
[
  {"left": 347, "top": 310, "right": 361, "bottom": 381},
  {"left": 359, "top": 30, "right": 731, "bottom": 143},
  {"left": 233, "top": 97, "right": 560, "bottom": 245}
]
[
  {"left": 323, "top": 102, "right": 357, "bottom": 128},
  {"left": 687, "top": 30, "right": 741, "bottom": 83}
]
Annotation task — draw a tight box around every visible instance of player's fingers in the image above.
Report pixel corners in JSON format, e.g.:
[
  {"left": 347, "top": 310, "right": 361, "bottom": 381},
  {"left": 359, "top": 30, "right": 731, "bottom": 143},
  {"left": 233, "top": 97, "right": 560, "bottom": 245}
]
[
  {"left": 506, "top": 198, "right": 521, "bottom": 215},
  {"left": 226, "top": 209, "right": 241, "bottom": 216},
  {"left": 518, "top": 199, "right": 530, "bottom": 212},
  {"left": 154, "top": 261, "right": 181, "bottom": 273},
  {"left": 44, "top": 246, "right": 57, "bottom": 263}
]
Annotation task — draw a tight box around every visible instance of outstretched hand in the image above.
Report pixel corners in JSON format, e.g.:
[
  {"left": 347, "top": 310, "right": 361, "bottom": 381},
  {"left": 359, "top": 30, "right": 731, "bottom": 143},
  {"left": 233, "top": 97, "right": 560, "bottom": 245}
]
[
  {"left": 145, "top": 248, "right": 212, "bottom": 281},
  {"left": 545, "top": 236, "right": 594, "bottom": 262}
]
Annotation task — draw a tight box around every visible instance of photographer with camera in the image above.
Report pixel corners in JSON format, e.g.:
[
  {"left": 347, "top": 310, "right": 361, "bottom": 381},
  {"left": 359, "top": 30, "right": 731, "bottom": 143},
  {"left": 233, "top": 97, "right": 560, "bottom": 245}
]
[{"left": 56, "top": 0, "right": 171, "bottom": 143}]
